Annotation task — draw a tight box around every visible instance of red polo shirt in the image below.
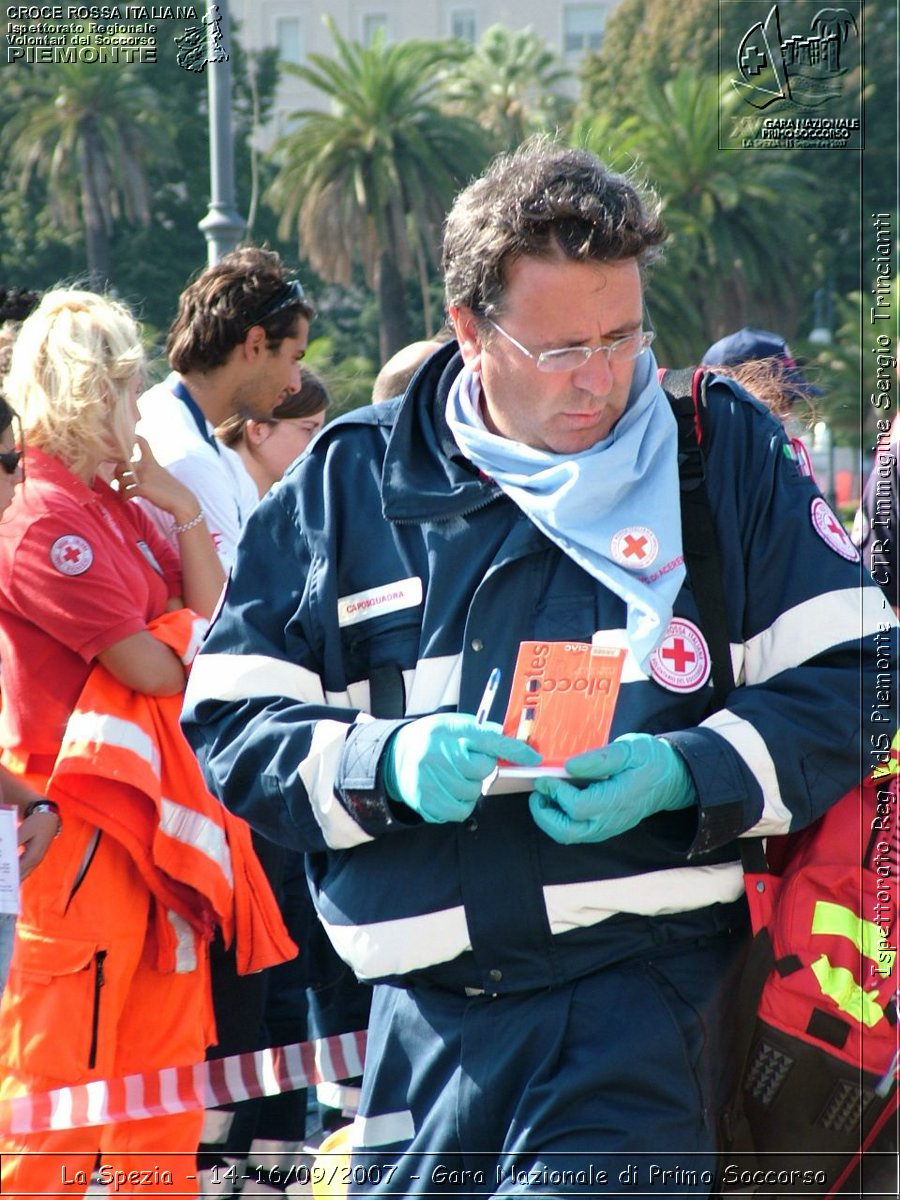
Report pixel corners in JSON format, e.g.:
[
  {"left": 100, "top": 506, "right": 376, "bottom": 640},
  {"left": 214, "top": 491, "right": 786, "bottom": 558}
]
[{"left": 0, "top": 447, "right": 182, "bottom": 758}]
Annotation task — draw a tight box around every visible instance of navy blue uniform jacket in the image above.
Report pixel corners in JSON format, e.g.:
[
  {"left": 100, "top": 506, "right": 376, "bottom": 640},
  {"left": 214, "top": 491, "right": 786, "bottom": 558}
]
[{"left": 183, "top": 344, "right": 890, "bottom": 994}]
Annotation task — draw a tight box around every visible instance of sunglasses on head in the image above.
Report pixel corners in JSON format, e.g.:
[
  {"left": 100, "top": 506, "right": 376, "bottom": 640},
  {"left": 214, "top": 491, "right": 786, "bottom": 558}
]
[
  {"left": 243, "top": 279, "right": 307, "bottom": 331},
  {"left": 0, "top": 449, "right": 22, "bottom": 476}
]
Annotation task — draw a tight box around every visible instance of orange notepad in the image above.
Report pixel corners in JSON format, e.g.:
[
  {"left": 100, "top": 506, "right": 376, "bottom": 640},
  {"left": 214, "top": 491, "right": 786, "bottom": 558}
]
[{"left": 484, "top": 640, "right": 626, "bottom": 795}]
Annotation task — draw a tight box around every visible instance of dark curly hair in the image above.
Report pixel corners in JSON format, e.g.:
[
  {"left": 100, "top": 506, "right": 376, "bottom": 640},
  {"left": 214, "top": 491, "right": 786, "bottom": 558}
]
[
  {"left": 442, "top": 139, "right": 667, "bottom": 318},
  {"left": 166, "top": 246, "right": 315, "bottom": 373}
]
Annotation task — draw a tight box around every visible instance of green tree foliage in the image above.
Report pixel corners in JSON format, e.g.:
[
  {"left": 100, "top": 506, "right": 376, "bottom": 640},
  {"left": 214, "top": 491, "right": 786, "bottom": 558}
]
[
  {"left": 581, "top": 0, "right": 890, "bottom": 321},
  {"left": 807, "top": 275, "right": 899, "bottom": 450},
  {"left": 266, "top": 19, "right": 492, "bottom": 362},
  {"left": 575, "top": 69, "right": 822, "bottom": 363},
  {"left": 1, "top": 49, "right": 169, "bottom": 290},
  {"left": 111, "top": 27, "right": 283, "bottom": 346},
  {"left": 0, "top": 16, "right": 281, "bottom": 342},
  {"left": 579, "top": 0, "right": 720, "bottom": 122},
  {"left": 443, "top": 25, "right": 572, "bottom": 150},
  {"left": 304, "top": 335, "right": 377, "bottom": 419},
  {"left": 2, "top": 2, "right": 888, "bottom": 434}
]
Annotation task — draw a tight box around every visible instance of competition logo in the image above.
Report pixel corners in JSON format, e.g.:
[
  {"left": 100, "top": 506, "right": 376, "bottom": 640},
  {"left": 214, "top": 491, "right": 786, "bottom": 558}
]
[
  {"left": 810, "top": 496, "right": 859, "bottom": 561},
  {"left": 50, "top": 534, "right": 94, "bottom": 576},
  {"left": 720, "top": 2, "right": 862, "bottom": 150},
  {"left": 610, "top": 527, "right": 658, "bottom": 569},
  {"left": 649, "top": 618, "right": 711, "bottom": 693},
  {"left": 732, "top": 4, "right": 858, "bottom": 111}
]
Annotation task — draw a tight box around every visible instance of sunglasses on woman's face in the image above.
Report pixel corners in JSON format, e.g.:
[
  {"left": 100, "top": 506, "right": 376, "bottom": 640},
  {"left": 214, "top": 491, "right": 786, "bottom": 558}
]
[{"left": 0, "top": 449, "right": 22, "bottom": 476}]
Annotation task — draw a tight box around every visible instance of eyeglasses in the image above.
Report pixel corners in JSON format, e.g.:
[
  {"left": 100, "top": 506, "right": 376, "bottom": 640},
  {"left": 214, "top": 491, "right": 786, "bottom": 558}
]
[
  {"left": 0, "top": 449, "right": 22, "bottom": 476},
  {"left": 486, "top": 319, "right": 655, "bottom": 373},
  {"left": 244, "top": 279, "right": 307, "bottom": 330}
]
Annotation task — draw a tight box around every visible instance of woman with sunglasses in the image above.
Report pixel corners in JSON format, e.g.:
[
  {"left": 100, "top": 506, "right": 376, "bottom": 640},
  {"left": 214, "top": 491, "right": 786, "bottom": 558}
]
[
  {"left": 0, "top": 396, "right": 22, "bottom": 510},
  {"left": 0, "top": 288, "right": 233, "bottom": 1195}
]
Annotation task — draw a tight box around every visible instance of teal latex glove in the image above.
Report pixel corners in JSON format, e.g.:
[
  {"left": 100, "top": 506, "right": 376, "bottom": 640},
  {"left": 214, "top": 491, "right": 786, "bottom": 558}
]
[
  {"left": 529, "top": 732, "right": 696, "bottom": 845},
  {"left": 383, "top": 714, "right": 543, "bottom": 824}
]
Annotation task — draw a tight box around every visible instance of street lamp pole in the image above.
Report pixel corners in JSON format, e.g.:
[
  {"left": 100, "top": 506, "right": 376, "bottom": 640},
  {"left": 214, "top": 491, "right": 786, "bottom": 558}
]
[{"left": 198, "top": 1, "right": 246, "bottom": 264}]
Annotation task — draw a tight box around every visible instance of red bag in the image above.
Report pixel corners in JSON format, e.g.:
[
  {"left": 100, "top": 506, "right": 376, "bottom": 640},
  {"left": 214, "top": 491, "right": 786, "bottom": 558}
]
[
  {"left": 661, "top": 366, "right": 898, "bottom": 1194},
  {"left": 722, "top": 758, "right": 899, "bottom": 1196}
]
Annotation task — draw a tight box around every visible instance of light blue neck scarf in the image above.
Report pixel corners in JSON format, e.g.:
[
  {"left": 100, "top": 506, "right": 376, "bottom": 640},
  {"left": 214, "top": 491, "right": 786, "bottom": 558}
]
[{"left": 446, "top": 351, "right": 685, "bottom": 668}]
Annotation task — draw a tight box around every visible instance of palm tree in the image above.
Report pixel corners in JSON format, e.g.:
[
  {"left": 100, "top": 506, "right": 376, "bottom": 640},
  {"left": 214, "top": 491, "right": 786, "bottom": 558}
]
[
  {"left": 810, "top": 8, "right": 858, "bottom": 44},
  {"left": 575, "top": 69, "right": 823, "bottom": 362},
  {"left": 1, "top": 58, "right": 169, "bottom": 289},
  {"left": 443, "top": 25, "right": 573, "bottom": 149},
  {"left": 267, "top": 20, "right": 491, "bottom": 361}
]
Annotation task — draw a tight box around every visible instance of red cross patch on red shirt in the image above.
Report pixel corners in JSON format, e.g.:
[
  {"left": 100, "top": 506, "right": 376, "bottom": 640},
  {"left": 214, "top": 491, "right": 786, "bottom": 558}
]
[{"left": 50, "top": 534, "right": 94, "bottom": 576}]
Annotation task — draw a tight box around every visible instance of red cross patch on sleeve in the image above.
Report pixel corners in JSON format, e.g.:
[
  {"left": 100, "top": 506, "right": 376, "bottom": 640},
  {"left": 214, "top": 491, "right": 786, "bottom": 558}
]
[
  {"left": 810, "top": 497, "right": 859, "bottom": 562},
  {"left": 50, "top": 534, "right": 94, "bottom": 576}
]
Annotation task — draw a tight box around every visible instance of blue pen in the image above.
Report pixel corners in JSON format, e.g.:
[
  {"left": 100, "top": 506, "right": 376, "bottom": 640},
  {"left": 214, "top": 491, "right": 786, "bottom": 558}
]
[{"left": 475, "top": 667, "right": 502, "bottom": 725}]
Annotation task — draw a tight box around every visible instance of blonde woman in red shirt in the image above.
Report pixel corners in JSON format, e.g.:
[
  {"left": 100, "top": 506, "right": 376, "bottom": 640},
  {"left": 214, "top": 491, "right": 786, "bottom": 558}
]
[{"left": 0, "top": 289, "right": 228, "bottom": 1196}]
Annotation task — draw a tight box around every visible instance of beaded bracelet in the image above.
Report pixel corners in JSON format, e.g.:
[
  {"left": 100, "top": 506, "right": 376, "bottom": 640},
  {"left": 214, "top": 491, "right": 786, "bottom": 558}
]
[
  {"left": 23, "top": 798, "right": 62, "bottom": 835},
  {"left": 173, "top": 510, "right": 205, "bottom": 535}
]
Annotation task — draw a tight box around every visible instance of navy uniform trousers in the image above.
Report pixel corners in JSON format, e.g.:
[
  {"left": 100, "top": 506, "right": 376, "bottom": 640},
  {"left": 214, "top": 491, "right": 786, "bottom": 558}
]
[{"left": 348, "top": 928, "right": 744, "bottom": 1197}]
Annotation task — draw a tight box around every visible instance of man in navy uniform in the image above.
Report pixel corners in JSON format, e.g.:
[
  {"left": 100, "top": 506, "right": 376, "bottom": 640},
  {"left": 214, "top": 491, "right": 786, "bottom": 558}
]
[{"left": 183, "top": 141, "right": 887, "bottom": 1195}]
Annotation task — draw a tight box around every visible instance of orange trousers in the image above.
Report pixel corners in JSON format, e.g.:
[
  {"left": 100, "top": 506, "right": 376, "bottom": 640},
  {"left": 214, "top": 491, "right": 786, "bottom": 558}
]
[{"left": 0, "top": 793, "right": 215, "bottom": 1198}]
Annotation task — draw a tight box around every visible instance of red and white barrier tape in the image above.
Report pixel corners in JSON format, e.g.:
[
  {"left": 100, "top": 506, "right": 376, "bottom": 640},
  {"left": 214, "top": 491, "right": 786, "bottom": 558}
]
[{"left": 0, "top": 1028, "right": 367, "bottom": 1136}]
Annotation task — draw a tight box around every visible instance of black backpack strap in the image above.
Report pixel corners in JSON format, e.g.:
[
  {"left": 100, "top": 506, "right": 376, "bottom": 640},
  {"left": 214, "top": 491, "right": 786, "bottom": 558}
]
[
  {"left": 662, "top": 367, "right": 737, "bottom": 709},
  {"left": 665, "top": 371, "right": 756, "bottom": 871},
  {"left": 664, "top": 370, "right": 779, "bottom": 1176},
  {"left": 368, "top": 664, "right": 406, "bottom": 719}
]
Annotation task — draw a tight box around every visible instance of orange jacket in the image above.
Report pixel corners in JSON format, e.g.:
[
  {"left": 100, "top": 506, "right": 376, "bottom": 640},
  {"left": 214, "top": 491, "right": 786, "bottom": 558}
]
[{"left": 47, "top": 609, "right": 296, "bottom": 976}]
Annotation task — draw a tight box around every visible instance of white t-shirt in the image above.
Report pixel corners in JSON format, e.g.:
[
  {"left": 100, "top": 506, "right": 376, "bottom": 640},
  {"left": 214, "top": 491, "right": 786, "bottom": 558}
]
[{"left": 137, "top": 373, "right": 259, "bottom": 572}]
